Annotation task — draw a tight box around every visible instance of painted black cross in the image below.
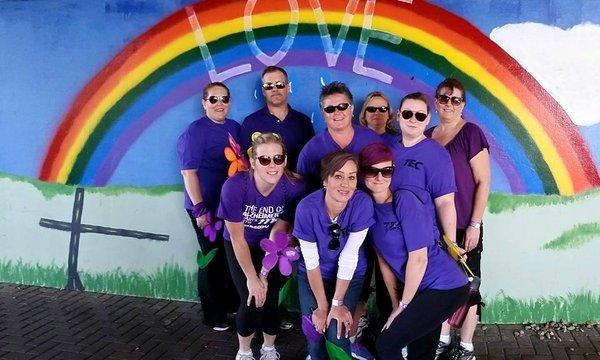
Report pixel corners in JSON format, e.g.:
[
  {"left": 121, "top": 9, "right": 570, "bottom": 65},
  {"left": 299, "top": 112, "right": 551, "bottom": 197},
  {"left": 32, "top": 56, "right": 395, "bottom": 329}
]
[{"left": 39, "top": 187, "right": 169, "bottom": 291}]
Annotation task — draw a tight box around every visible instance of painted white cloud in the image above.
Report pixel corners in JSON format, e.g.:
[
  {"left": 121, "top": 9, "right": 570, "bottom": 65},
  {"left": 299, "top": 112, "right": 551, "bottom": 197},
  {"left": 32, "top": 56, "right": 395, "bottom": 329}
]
[{"left": 490, "top": 23, "right": 600, "bottom": 126}]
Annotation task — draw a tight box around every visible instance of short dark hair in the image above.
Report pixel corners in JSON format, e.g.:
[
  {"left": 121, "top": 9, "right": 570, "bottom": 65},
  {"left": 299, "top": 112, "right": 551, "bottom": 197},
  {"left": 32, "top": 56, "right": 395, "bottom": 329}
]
[
  {"left": 320, "top": 151, "right": 358, "bottom": 183},
  {"left": 399, "top": 92, "right": 430, "bottom": 114},
  {"left": 319, "top": 81, "right": 353, "bottom": 108},
  {"left": 436, "top": 78, "right": 466, "bottom": 103},
  {"left": 261, "top": 66, "right": 288, "bottom": 82},
  {"left": 202, "top": 82, "right": 229, "bottom": 99}
]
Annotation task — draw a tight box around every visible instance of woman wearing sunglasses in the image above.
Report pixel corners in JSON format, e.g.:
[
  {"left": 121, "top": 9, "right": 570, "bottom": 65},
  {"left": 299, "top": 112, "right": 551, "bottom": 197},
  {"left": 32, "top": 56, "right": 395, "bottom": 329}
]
[
  {"left": 426, "top": 78, "right": 490, "bottom": 360},
  {"left": 359, "top": 91, "right": 398, "bottom": 145},
  {"left": 358, "top": 143, "right": 469, "bottom": 360},
  {"left": 391, "top": 92, "right": 458, "bottom": 251},
  {"left": 297, "top": 82, "right": 381, "bottom": 190},
  {"left": 177, "top": 82, "right": 240, "bottom": 332},
  {"left": 218, "top": 132, "right": 306, "bottom": 360},
  {"left": 293, "top": 151, "right": 375, "bottom": 360}
]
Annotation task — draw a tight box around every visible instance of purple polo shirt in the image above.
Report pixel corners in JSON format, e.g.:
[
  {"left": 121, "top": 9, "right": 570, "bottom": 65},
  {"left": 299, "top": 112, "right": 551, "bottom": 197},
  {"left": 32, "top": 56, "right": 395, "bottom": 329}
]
[
  {"left": 240, "top": 106, "right": 315, "bottom": 172},
  {"left": 425, "top": 123, "right": 490, "bottom": 229},
  {"left": 176, "top": 116, "right": 241, "bottom": 212},
  {"left": 381, "top": 131, "right": 398, "bottom": 147},
  {"left": 389, "top": 137, "right": 456, "bottom": 239},
  {"left": 370, "top": 188, "right": 467, "bottom": 291},
  {"left": 293, "top": 189, "right": 375, "bottom": 280},
  {"left": 218, "top": 172, "right": 306, "bottom": 247},
  {"left": 297, "top": 125, "right": 382, "bottom": 189}
]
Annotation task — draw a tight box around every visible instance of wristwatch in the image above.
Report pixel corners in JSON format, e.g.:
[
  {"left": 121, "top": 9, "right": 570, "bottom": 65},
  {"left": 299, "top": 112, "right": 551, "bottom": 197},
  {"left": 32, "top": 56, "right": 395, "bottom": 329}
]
[
  {"left": 469, "top": 220, "right": 482, "bottom": 229},
  {"left": 331, "top": 299, "right": 344, "bottom": 307}
]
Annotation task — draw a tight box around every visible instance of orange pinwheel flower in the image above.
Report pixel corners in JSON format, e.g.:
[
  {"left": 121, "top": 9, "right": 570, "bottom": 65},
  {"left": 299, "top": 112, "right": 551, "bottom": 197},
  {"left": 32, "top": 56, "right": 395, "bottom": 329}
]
[{"left": 224, "top": 133, "right": 248, "bottom": 177}]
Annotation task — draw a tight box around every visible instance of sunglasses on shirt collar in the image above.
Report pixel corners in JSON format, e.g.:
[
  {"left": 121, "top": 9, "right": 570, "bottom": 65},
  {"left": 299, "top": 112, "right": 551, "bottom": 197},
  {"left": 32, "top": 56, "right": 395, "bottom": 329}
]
[
  {"left": 400, "top": 110, "right": 428, "bottom": 122},
  {"left": 323, "top": 102, "right": 352, "bottom": 114},
  {"left": 262, "top": 81, "right": 287, "bottom": 91},
  {"left": 204, "top": 95, "right": 230, "bottom": 104},
  {"left": 256, "top": 154, "right": 286, "bottom": 166},
  {"left": 328, "top": 223, "right": 341, "bottom": 251}
]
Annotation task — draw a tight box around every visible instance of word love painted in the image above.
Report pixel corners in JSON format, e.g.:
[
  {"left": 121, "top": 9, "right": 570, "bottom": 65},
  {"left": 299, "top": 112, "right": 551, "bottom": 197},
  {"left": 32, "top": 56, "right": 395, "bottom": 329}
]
[{"left": 186, "top": 0, "right": 410, "bottom": 84}]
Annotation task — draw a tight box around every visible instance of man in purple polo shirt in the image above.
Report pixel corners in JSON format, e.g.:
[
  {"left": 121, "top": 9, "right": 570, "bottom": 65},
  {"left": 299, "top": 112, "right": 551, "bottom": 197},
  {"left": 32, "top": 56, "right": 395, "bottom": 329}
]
[
  {"left": 297, "top": 81, "right": 382, "bottom": 190},
  {"left": 240, "top": 66, "right": 315, "bottom": 171}
]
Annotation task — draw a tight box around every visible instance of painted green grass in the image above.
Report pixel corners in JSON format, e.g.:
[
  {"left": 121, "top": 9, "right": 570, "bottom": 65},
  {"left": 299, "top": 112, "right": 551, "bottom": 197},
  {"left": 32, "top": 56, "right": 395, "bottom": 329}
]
[
  {"left": 0, "top": 259, "right": 196, "bottom": 301},
  {"left": 542, "top": 222, "right": 600, "bottom": 250},
  {"left": 483, "top": 292, "right": 600, "bottom": 323},
  {"left": 488, "top": 189, "right": 600, "bottom": 214}
]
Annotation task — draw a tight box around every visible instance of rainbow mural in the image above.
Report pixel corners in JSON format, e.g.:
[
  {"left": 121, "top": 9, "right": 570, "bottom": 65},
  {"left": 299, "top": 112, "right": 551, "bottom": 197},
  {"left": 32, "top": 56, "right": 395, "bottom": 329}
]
[{"left": 38, "top": 0, "right": 600, "bottom": 195}]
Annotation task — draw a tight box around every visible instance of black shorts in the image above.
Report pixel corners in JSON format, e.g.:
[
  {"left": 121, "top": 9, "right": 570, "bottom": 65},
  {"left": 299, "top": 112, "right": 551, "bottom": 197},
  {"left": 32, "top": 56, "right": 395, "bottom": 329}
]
[{"left": 456, "top": 226, "right": 484, "bottom": 315}]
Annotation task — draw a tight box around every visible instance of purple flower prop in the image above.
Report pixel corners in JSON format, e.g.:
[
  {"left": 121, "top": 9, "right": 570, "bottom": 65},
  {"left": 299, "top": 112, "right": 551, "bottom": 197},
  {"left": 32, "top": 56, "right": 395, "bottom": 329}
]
[
  {"left": 203, "top": 212, "right": 223, "bottom": 242},
  {"left": 260, "top": 232, "right": 300, "bottom": 276},
  {"left": 301, "top": 314, "right": 322, "bottom": 343}
]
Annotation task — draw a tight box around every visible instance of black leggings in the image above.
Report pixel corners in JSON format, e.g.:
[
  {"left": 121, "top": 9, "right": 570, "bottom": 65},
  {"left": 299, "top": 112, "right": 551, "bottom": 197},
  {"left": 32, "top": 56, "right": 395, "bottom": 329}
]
[
  {"left": 376, "top": 284, "right": 469, "bottom": 360},
  {"left": 225, "top": 241, "right": 283, "bottom": 337}
]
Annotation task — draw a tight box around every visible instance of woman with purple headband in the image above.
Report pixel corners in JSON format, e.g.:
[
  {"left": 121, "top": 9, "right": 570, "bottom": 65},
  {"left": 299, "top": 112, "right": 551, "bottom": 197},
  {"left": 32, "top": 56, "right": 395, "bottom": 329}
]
[{"left": 359, "top": 142, "right": 469, "bottom": 360}]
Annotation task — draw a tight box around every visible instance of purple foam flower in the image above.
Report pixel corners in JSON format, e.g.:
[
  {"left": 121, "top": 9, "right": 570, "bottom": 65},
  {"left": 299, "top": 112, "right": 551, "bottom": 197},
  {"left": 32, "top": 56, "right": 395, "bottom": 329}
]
[
  {"left": 203, "top": 212, "right": 223, "bottom": 242},
  {"left": 260, "top": 232, "right": 300, "bottom": 276},
  {"left": 301, "top": 314, "right": 322, "bottom": 343}
]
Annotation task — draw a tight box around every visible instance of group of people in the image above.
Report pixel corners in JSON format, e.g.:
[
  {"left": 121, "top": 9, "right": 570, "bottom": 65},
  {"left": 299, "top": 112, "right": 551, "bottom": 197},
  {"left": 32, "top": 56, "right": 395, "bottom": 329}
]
[{"left": 177, "top": 66, "right": 490, "bottom": 360}]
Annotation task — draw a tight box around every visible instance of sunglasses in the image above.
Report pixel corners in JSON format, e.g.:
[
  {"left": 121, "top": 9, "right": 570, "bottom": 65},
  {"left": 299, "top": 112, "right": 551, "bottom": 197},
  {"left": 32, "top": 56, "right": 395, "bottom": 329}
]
[
  {"left": 362, "top": 165, "right": 395, "bottom": 178},
  {"left": 204, "top": 95, "right": 230, "bottom": 104},
  {"left": 365, "top": 106, "right": 389, "bottom": 113},
  {"left": 400, "top": 110, "right": 428, "bottom": 122},
  {"left": 256, "top": 154, "right": 286, "bottom": 166},
  {"left": 323, "top": 102, "right": 351, "bottom": 114},
  {"left": 262, "top": 81, "right": 287, "bottom": 91},
  {"left": 328, "top": 223, "right": 341, "bottom": 251},
  {"left": 436, "top": 94, "right": 464, "bottom": 106}
]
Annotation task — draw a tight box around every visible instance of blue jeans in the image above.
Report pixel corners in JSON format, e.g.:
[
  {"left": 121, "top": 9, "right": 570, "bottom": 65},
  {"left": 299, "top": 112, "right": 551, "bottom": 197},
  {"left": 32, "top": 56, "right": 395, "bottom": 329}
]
[{"left": 298, "top": 272, "right": 365, "bottom": 360}]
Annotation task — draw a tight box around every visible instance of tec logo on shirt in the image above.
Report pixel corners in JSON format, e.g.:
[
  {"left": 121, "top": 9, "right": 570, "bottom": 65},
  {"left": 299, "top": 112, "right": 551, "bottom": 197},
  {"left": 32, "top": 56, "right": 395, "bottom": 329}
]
[{"left": 403, "top": 159, "right": 423, "bottom": 170}]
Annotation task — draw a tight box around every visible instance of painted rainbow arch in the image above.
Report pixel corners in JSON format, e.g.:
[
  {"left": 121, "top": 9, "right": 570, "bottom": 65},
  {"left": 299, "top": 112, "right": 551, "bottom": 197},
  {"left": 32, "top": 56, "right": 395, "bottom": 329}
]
[{"left": 39, "top": 0, "right": 600, "bottom": 195}]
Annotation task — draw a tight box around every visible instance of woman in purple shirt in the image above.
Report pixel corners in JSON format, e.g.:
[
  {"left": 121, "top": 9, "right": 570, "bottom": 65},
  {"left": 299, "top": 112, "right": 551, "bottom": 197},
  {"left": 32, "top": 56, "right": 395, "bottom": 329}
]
[
  {"left": 358, "top": 91, "right": 398, "bottom": 145},
  {"left": 359, "top": 143, "right": 469, "bottom": 360},
  {"left": 218, "top": 132, "right": 305, "bottom": 360},
  {"left": 176, "top": 82, "right": 239, "bottom": 332},
  {"left": 294, "top": 151, "right": 374, "bottom": 359},
  {"left": 426, "top": 78, "right": 490, "bottom": 360}
]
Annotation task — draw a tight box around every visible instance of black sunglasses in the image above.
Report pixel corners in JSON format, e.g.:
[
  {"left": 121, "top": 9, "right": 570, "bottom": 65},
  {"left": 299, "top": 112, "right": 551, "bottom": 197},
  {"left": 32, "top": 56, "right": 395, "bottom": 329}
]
[
  {"left": 323, "top": 102, "right": 351, "bottom": 114},
  {"left": 365, "top": 106, "right": 389, "bottom": 113},
  {"left": 400, "top": 110, "right": 428, "bottom": 122},
  {"left": 362, "top": 165, "right": 395, "bottom": 178},
  {"left": 256, "top": 154, "right": 286, "bottom": 166},
  {"left": 262, "top": 81, "right": 287, "bottom": 91},
  {"left": 436, "top": 94, "right": 464, "bottom": 106},
  {"left": 328, "top": 223, "right": 341, "bottom": 251},
  {"left": 204, "top": 95, "right": 230, "bottom": 104}
]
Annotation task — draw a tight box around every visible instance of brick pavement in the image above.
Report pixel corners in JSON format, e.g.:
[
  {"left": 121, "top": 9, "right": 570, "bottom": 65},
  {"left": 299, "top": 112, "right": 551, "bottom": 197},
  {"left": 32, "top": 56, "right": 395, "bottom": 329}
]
[{"left": 1, "top": 283, "right": 599, "bottom": 359}]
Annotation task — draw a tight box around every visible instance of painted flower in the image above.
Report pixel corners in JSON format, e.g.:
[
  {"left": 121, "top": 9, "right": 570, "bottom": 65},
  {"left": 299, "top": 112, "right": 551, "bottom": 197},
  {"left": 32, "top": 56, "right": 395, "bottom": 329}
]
[
  {"left": 203, "top": 212, "right": 223, "bottom": 242},
  {"left": 260, "top": 231, "right": 300, "bottom": 276},
  {"left": 224, "top": 132, "right": 248, "bottom": 177}
]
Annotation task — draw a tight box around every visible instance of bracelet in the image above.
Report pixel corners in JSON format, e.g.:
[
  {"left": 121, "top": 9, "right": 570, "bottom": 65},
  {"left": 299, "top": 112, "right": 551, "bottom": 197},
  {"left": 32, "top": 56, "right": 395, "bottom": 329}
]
[
  {"left": 259, "top": 267, "right": 269, "bottom": 277},
  {"left": 331, "top": 299, "right": 344, "bottom": 307},
  {"left": 399, "top": 301, "right": 409, "bottom": 309},
  {"left": 468, "top": 220, "right": 482, "bottom": 229},
  {"left": 191, "top": 202, "right": 208, "bottom": 218}
]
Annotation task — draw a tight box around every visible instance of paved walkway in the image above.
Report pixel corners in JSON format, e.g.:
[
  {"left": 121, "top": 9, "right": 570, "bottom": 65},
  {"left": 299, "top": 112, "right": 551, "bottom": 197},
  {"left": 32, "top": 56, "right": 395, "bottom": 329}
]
[{"left": 1, "top": 283, "right": 599, "bottom": 359}]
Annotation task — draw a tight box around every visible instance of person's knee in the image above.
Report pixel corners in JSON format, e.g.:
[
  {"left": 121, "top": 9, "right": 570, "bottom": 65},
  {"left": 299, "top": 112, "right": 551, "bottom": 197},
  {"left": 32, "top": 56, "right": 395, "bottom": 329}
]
[{"left": 376, "top": 331, "right": 397, "bottom": 359}]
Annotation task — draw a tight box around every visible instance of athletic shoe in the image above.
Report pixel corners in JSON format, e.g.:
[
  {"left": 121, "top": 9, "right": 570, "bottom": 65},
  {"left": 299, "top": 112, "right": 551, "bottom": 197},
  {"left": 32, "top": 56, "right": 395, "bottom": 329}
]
[
  {"left": 449, "top": 346, "right": 475, "bottom": 360},
  {"left": 236, "top": 351, "right": 255, "bottom": 360},
  {"left": 351, "top": 342, "right": 374, "bottom": 360},
  {"left": 212, "top": 321, "right": 230, "bottom": 331},
  {"left": 355, "top": 316, "right": 369, "bottom": 340},
  {"left": 260, "top": 346, "right": 281, "bottom": 360},
  {"left": 279, "top": 319, "right": 294, "bottom": 330},
  {"left": 435, "top": 341, "right": 453, "bottom": 359}
]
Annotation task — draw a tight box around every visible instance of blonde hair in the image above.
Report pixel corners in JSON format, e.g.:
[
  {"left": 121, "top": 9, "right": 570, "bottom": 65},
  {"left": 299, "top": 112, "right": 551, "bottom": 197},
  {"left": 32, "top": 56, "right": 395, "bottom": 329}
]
[
  {"left": 359, "top": 91, "right": 397, "bottom": 134},
  {"left": 247, "top": 132, "right": 300, "bottom": 181}
]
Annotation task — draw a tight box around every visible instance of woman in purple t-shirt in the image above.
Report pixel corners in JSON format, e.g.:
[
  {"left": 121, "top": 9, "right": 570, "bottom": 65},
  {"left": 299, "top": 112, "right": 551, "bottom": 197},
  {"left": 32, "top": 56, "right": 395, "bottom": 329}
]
[
  {"left": 293, "top": 151, "right": 374, "bottom": 360},
  {"left": 359, "top": 143, "right": 469, "bottom": 360},
  {"left": 218, "top": 132, "right": 305, "bottom": 360},
  {"left": 426, "top": 78, "right": 490, "bottom": 359},
  {"left": 358, "top": 91, "right": 398, "bottom": 146}
]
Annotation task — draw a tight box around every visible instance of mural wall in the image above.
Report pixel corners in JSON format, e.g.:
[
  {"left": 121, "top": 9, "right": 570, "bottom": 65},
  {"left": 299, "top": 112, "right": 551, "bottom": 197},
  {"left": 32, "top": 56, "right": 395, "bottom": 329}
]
[{"left": 1, "top": 0, "right": 600, "bottom": 322}]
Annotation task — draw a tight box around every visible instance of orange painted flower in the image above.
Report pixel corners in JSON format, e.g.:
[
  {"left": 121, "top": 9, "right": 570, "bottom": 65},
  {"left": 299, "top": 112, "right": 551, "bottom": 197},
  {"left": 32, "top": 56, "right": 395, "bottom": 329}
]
[{"left": 224, "top": 133, "right": 248, "bottom": 177}]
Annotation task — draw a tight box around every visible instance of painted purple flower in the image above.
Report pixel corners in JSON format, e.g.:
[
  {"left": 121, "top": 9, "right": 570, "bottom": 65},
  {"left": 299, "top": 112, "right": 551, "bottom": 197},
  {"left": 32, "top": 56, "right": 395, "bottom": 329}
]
[
  {"left": 260, "top": 232, "right": 300, "bottom": 276},
  {"left": 301, "top": 314, "right": 322, "bottom": 343},
  {"left": 203, "top": 212, "right": 223, "bottom": 242}
]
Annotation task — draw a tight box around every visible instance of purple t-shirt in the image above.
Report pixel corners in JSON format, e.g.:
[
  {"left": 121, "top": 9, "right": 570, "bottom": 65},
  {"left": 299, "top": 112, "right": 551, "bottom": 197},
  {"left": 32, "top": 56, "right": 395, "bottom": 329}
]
[
  {"left": 370, "top": 188, "right": 467, "bottom": 291},
  {"left": 389, "top": 137, "right": 456, "bottom": 239},
  {"left": 240, "top": 106, "right": 315, "bottom": 172},
  {"left": 218, "top": 171, "right": 306, "bottom": 247},
  {"left": 293, "top": 189, "right": 375, "bottom": 280},
  {"left": 297, "top": 125, "right": 382, "bottom": 189},
  {"left": 425, "top": 123, "right": 490, "bottom": 229},
  {"left": 381, "top": 131, "right": 398, "bottom": 147},
  {"left": 176, "top": 116, "right": 241, "bottom": 211}
]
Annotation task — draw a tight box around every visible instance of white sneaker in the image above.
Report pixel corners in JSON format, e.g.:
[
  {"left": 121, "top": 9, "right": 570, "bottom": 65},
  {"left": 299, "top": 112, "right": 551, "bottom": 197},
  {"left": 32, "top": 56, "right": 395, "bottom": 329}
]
[
  {"left": 236, "top": 350, "right": 255, "bottom": 360},
  {"left": 260, "top": 346, "right": 280, "bottom": 360}
]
